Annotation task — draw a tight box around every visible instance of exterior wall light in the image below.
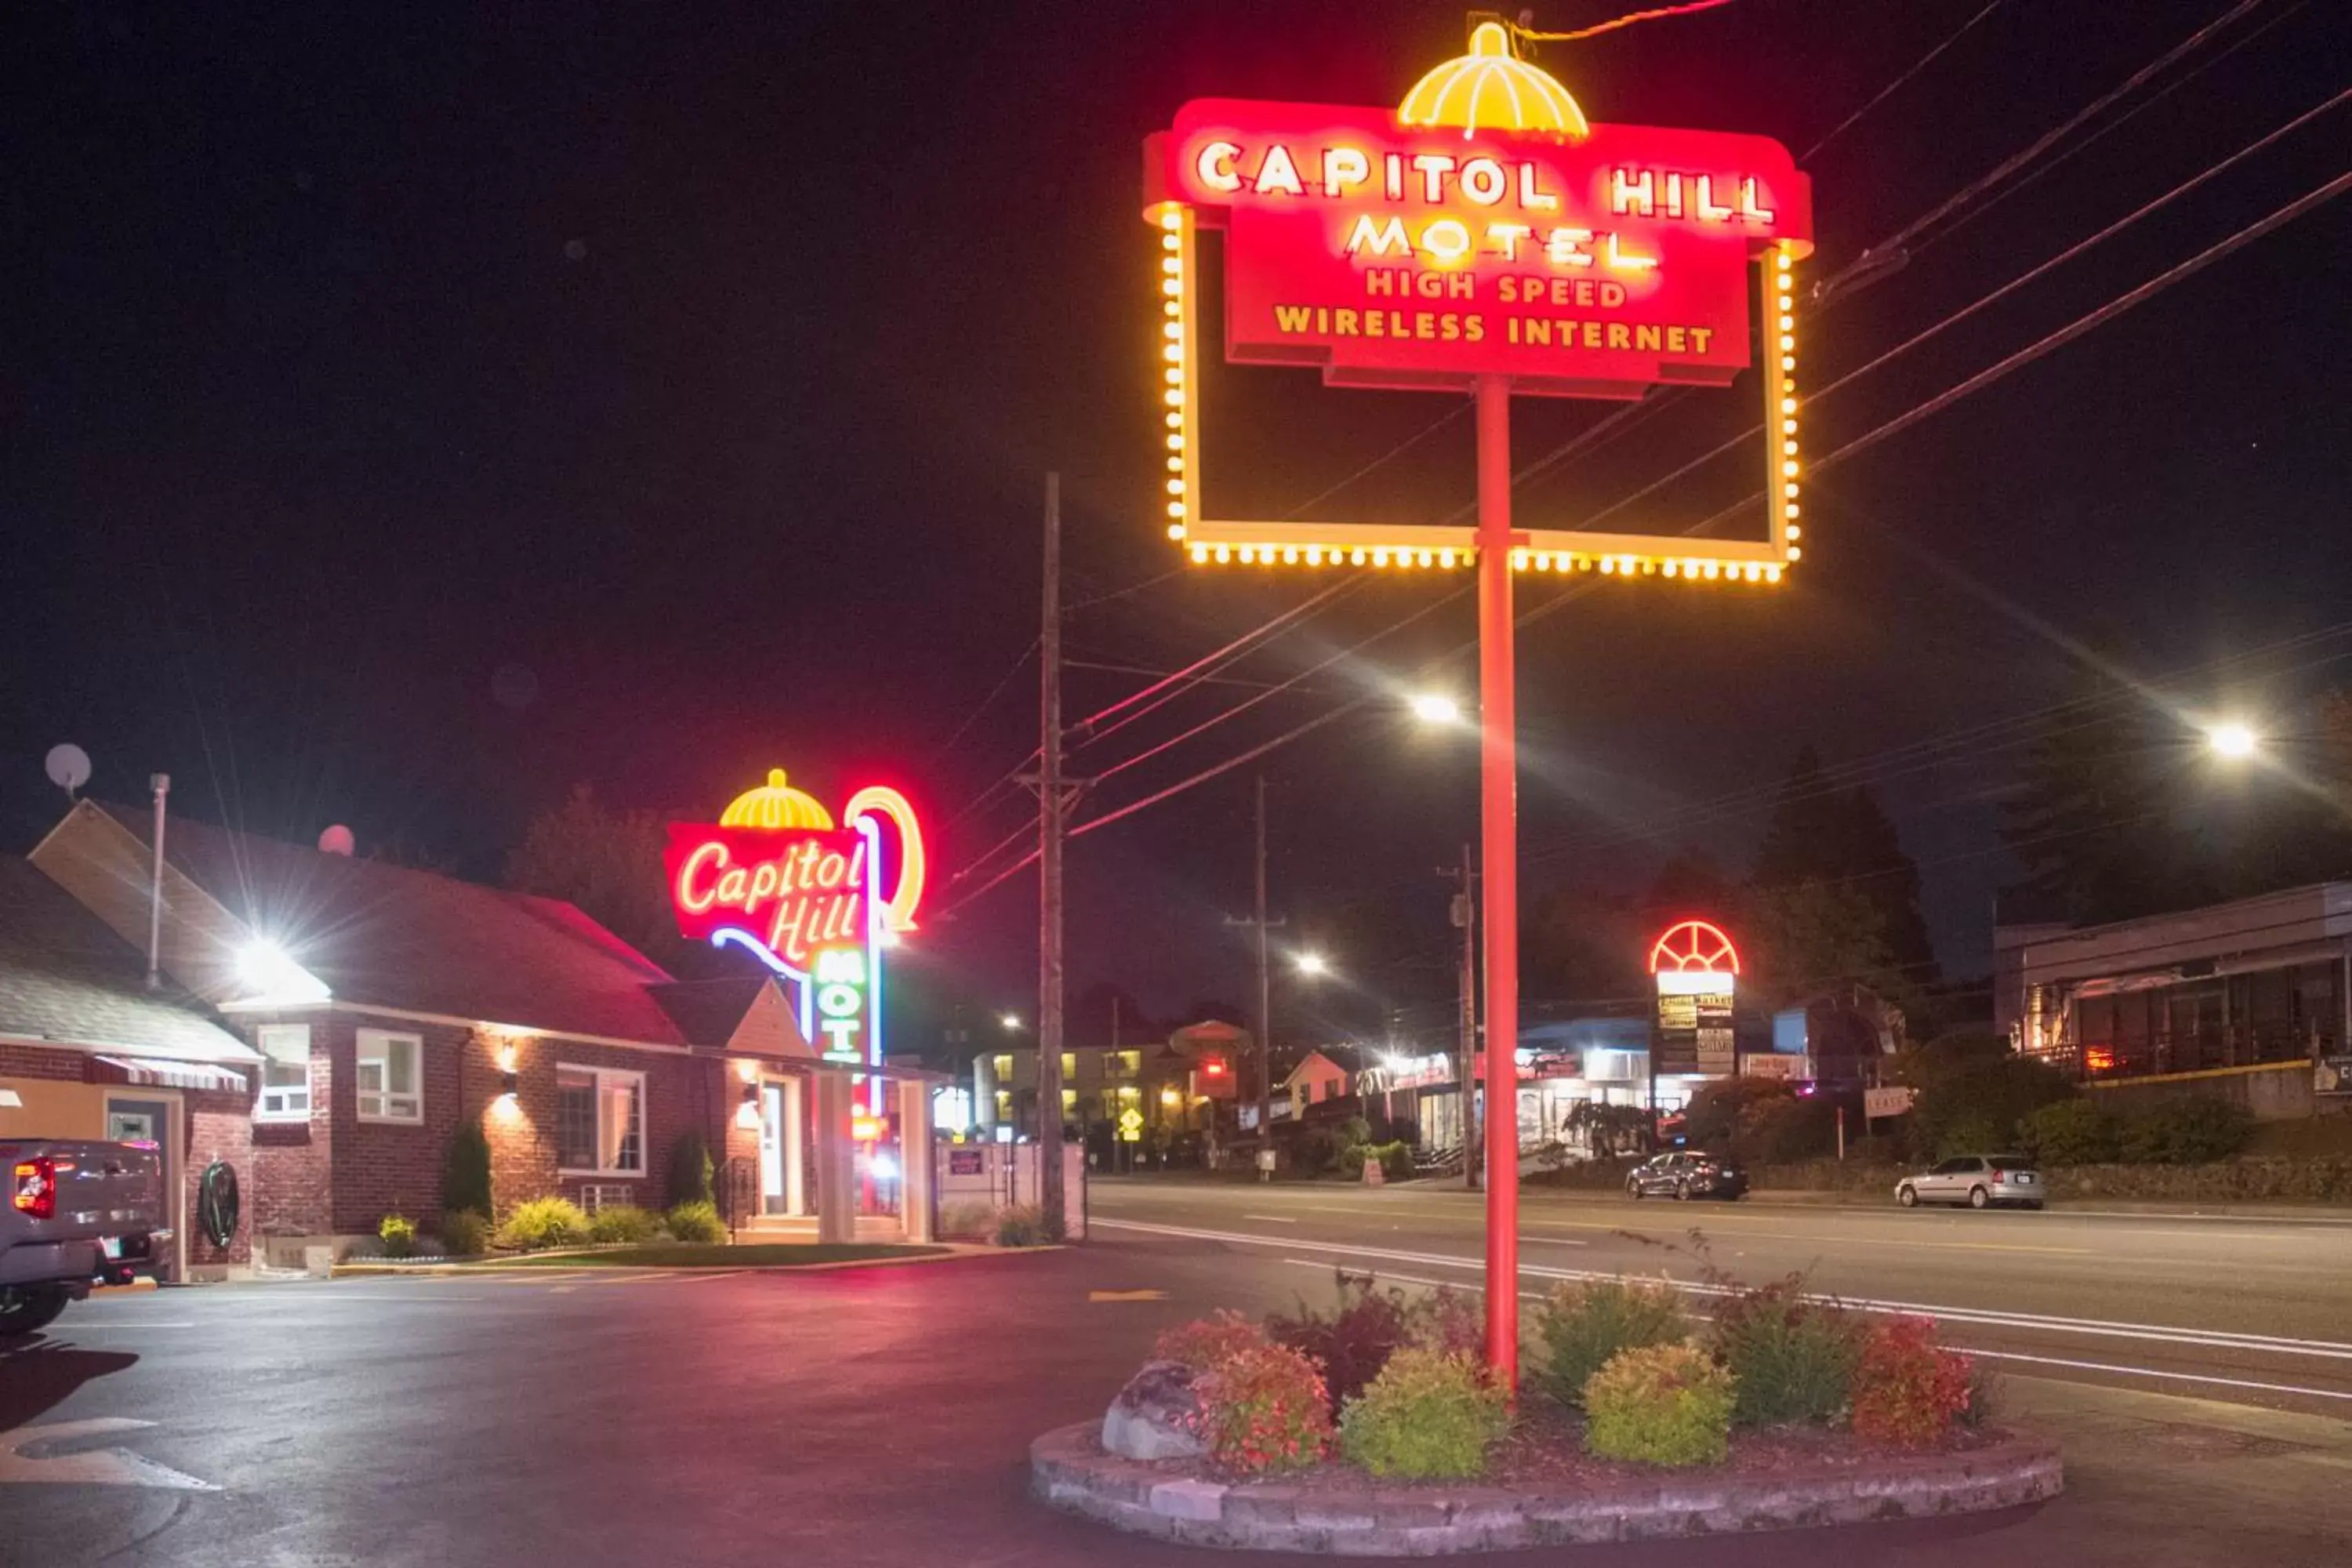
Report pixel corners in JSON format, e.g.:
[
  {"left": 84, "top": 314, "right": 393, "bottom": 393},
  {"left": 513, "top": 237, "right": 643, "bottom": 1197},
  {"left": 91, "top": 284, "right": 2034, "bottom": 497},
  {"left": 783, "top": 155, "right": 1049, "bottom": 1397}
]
[{"left": 736, "top": 1084, "right": 762, "bottom": 1130}]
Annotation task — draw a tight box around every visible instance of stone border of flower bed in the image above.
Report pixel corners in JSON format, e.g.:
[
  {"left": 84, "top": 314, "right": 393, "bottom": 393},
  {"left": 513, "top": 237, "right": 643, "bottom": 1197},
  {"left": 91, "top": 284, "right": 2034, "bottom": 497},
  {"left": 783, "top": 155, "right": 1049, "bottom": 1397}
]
[{"left": 1031, "top": 1421, "right": 2060, "bottom": 1554}]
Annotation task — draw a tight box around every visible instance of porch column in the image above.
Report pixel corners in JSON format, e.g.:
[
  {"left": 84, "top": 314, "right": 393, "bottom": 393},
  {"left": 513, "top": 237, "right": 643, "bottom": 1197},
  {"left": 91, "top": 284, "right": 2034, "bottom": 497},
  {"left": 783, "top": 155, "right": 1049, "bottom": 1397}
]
[
  {"left": 813, "top": 1069, "right": 856, "bottom": 1245},
  {"left": 896, "top": 1076, "right": 935, "bottom": 1244}
]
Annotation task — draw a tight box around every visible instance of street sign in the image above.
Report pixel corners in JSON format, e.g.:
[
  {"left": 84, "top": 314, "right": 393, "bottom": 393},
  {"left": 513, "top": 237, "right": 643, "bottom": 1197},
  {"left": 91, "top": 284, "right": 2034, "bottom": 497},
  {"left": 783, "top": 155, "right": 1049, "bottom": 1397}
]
[{"left": 1864, "top": 1086, "right": 1918, "bottom": 1120}]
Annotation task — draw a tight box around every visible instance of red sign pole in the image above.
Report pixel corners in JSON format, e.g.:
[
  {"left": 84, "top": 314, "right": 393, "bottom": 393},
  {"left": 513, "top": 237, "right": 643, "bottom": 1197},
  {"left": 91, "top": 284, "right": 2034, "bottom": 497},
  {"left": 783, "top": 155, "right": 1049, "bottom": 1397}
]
[{"left": 1474, "top": 373, "right": 1519, "bottom": 1392}]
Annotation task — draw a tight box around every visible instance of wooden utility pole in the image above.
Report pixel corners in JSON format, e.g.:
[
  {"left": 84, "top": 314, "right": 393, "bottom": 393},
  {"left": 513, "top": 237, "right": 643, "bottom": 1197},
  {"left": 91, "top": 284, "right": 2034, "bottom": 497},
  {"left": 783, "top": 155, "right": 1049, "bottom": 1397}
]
[
  {"left": 1254, "top": 774, "right": 1273, "bottom": 1160},
  {"left": 1036, "top": 472, "right": 1067, "bottom": 1239},
  {"left": 1449, "top": 843, "right": 1480, "bottom": 1190}
]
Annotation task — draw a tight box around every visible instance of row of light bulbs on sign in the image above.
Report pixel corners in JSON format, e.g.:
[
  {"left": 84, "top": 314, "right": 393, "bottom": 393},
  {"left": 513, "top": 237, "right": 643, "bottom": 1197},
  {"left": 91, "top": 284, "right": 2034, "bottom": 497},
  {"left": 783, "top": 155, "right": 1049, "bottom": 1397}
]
[
  {"left": 1155, "top": 205, "right": 1803, "bottom": 584},
  {"left": 1184, "top": 540, "right": 1784, "bottom": 583}
]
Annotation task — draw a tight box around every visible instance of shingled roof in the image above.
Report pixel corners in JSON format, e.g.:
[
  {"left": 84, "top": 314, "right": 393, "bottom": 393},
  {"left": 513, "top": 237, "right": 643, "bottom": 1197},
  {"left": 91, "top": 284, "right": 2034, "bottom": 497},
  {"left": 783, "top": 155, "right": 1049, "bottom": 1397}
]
[
  {"left": 0, "top": 855, "right": 254, "bottom": 1062},
  {"left": 98, "top": 807, "right": 708, "bottom": 1047}
]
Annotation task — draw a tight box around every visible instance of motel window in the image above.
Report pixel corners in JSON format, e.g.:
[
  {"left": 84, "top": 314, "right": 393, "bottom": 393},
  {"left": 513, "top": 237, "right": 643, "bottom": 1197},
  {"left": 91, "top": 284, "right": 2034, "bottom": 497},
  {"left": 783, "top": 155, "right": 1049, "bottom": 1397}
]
[
  {"left": 1060, "top": 1052, "right": 1077, "bottom": 1078},
  {"left": 992, "top": 1054, "right": 1013, "bottom": 1080},
  {"left": 994, "top": 1090, "right": 1011, "bottom": 1116},
  {"left": 355, "top": 1029, "right": 423, "bottom": 1123},
  {"left": 255, "top": 1025, "right": 312, "bottom": 1122},
  {"left": 557, "top": 1065, "right": 645, "bottom": 1176},
  {"left": 1114, "top": 1051, "right": 1142, "bottom": 1077},
  {"left": 1116, "top": 1084, "right": 1140, "bottom": 1102}
]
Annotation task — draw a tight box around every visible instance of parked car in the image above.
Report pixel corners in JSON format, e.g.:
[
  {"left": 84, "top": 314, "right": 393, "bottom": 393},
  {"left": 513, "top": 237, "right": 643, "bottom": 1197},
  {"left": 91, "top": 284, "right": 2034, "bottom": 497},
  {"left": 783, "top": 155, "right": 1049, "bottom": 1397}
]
[
  {"left": 1895, "top": 1154, "right": 2045, "bottom": 1211},
  {"left": 1624, "top": 1150, "right": 1749, "bottom": 1201},
  {"left": 2, "top": 1139, "right": 169, "bottom": 1339}
]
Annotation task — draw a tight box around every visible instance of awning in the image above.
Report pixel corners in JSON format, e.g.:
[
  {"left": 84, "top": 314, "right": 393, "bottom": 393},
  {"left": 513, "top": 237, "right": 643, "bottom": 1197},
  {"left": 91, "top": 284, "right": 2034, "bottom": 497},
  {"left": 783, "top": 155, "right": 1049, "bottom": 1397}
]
[{"left": 92, "top": 1056, "right": 249, "bottom": 1092}]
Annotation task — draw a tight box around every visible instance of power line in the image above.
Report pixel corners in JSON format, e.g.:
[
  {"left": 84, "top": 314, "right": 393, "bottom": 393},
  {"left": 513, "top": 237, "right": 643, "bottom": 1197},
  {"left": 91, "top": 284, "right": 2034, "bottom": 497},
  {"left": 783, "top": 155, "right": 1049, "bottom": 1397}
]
[
  {"left": 1574, "top": 82, "right": 2352, "bottom": 534},
  {"left": 1800, "top": 2, "right": 2006, "bottom": 163}
]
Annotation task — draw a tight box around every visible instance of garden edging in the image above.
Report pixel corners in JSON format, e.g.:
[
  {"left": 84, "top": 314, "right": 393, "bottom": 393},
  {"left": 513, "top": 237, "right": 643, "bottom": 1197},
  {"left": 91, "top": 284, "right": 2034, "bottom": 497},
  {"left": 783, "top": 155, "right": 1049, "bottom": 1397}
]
[{"left": 1030, "top": 1421, "right": 2061, "bottom": 1553}]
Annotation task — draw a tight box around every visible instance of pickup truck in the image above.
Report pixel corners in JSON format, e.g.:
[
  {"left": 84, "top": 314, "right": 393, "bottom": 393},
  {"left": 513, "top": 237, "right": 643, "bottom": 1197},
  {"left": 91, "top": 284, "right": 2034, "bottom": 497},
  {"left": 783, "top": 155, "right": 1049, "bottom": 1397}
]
[{"left": 3, "top": 1139, "right": 169, "bottom": 1339}]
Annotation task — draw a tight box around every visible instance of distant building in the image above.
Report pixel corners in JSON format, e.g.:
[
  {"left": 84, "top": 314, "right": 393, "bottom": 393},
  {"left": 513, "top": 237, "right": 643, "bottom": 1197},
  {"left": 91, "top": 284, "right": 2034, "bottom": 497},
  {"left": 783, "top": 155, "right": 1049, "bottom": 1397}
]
[{"left": 1998, "top": 883, "right": 2352, "bottom": 1120}]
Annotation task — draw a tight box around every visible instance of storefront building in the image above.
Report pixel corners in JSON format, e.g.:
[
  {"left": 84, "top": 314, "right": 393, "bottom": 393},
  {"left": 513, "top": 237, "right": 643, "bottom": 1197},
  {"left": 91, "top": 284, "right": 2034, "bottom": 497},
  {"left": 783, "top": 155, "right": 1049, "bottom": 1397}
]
[{"left": 1998, "top": 883, "right": 2352, "bottom": 1117}]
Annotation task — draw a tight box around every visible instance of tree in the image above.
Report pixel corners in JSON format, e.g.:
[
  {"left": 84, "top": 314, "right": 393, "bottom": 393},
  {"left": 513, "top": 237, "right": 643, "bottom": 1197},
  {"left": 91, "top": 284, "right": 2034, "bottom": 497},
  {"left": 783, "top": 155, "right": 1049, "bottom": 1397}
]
[
  {"left": 1521, "top": 887, "right": 1645, "bottom": 1004},
  {"left": 1739, "top": 878, "right": 1907, "bottom": 1012},
  {"left": 1753, "top": 746, "right": 1935, "bottom": 985},
  {"left": 506, "top": 786, "right": 699, "bottom": 971}
]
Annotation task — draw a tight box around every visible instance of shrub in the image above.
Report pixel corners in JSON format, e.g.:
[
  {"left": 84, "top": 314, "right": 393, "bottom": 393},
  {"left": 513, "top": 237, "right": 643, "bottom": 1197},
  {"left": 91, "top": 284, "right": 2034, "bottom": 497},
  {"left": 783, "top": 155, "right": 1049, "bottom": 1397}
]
[
  {"left": 1684, "top": 1078, "right": 1792, "bottom": 1149},
  {"left": 1581, "top": 1343, "right": 1736, "bottom": 1466},
  {"left": 1268, "top": 1272, "right": 1410, "bottom": 1409},
  {"left": 666, "top": 1130, "right": 715, "bottom": 1207},
  {"left": 937, "top": 1200, "right": 995, "bottom": 1240},
  {"left": 2118, "top": 1097, "right": 2253, "bottom": 1165},
  {"left": 442, "top": 1124, "right": 492, "bottom": 1221},
  {"left": 590, "top": 1204, "right": 659, "bottom": 1244},
  {"left": 1192, "top": 1342, "right": 1332, "bottom": 1475},
  {"left": 1155, "top": 1310, "right": 1268, "bottom": 1372},
  {"left": 1958, "top": 1359, "right": 2001, "bottom": 1430},
  {"left": 664, "top": 1200, "right": 726, "bottom": 1244},
  {"left": 1339, "top": 1349, "right": 1508, "bottom": 1479},
  {"left": 378, "top": 1214, "right": 418, "bottom": 1259},
  {"left": 495, "top": 1196, "right": 588, "bottom": 1251},
  {"left": 438, "top": 1209, "right": 491, "bottom": 1257},
  {"left": 1709, "top": 1279, "right": 1864, "bottom": 1427},
  {"left": 1403, "top": 1285, "right": 1484, "bottom": 1359},
  {"left": 2022, "top": 1098, "right": 2122, "bottom": 1166},
  {"left": 1534, "top": 1278, "right": 1687, "bottom": 1410},
  {"left": 1736, "top": 1094, "right": 1838, "bottom": 1163},
  {"left": 993, "top": 1203, "right": 1048, "bottom": 1247},
  {"left": 1893, "top": 1040, "right": 2073, "bottom": 1161},
  {"left": 1849, "top": 1316, "right": 1973, "bottom": 1448}
]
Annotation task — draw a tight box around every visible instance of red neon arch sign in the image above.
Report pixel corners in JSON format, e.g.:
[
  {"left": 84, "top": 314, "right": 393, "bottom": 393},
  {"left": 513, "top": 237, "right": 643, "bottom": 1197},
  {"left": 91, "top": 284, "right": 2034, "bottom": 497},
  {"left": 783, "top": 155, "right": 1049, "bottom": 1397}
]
[{"left": 1648, "top": 919, "right": 1739, "bottom": 976}]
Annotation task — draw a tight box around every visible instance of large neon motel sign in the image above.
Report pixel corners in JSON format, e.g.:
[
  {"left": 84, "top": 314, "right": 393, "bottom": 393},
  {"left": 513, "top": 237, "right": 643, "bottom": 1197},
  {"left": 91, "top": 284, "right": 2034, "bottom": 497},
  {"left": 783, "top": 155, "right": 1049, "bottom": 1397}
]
[
  {"left": 665, "top": 769, "right": 925, "bottom": 1082},
  {"left": 1142, "top": 21, "right": 1815, "bottom": 580}
]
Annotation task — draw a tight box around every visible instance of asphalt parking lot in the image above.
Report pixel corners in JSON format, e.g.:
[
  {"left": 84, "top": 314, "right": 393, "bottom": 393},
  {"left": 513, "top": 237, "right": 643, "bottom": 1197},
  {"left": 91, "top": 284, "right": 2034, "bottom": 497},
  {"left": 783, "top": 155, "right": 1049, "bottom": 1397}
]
[{"left": 4, "top": 1239, "right": 2350, "bottom": 1568}]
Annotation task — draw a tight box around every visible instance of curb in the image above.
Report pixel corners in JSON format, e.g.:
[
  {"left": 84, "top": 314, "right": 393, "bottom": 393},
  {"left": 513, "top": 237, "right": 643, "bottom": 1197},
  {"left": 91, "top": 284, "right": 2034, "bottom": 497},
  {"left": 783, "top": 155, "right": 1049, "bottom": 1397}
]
[
  {"left": 1030, "top": 1422, "right": 2063, "bottom": 1553},
  {"left": 330, "top": 1243, "right": 1054, "bottom": 1279},
  {"left": 90, "top": 1278, "right": 159, "bottom": 1296}
]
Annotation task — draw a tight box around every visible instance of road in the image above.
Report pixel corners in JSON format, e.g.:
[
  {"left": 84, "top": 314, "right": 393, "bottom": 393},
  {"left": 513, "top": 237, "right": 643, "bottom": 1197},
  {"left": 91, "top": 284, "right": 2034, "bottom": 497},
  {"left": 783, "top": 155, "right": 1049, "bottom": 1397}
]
[
  {"left": 1091, "top": 1178, "right": 2352, "bottom": 1417},
  {"left": 1, "top": 1192, "right": 2348, "bottom": 1566}
]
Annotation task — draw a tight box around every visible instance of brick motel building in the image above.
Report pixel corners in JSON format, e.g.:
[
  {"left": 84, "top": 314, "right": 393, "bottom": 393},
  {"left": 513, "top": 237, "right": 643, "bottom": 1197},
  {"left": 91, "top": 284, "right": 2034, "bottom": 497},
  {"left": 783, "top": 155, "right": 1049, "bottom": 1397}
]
[{"left": 2, "top": 800, "right": 918, "bottom": 1278}]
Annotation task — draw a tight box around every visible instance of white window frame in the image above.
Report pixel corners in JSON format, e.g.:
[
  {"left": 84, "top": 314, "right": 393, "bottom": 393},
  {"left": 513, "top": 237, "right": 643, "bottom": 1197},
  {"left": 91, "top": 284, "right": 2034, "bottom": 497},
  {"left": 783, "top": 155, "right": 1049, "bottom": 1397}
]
[
  {"left": 254, "top": 1024, "right": 313, "bottom": 1123},
  {"left": 355, "top": 1029, "right": 424, "bottom": 1124},
  {"left": 555, "top": 1064, "right": 647, "bottom": 1178}
]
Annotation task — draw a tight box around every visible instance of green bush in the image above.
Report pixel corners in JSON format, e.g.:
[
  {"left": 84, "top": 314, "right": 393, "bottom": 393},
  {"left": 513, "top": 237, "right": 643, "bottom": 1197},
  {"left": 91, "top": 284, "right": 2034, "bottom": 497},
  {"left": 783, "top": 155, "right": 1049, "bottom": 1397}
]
[
  {"left": 1155, "top": 1310, "right": 1269, "bottom": 1371},
  {"left": 993, "top": 1203, "right": 1047, "bottom": 1247},
  {"left": 1893, "top": 1042, "right": 2073, "bottom": 1161},
  {"left": 666, "top": 1131, "right": 715, "bottom": 1208},
  {"left": 1192, "top": 1342, "right": 1333, "bottom": 1475},
  {"left": 438, "top": 1209, "right": 491, "bottom": 1257},
  {"left": 1736, "top": 1094, "right": 1838, "bottom": 1163},
  {"left": 378, "top": 1214, "right": 418, "bottom": 1259},
  {"left": 2022, "top": 1098, "right": 2123, "bottom": 1165},
  {"left": 664, "top": 1200, "right": 726, "bottom": 1244},
  {"left": 442, "top": 1124, "right": 492, "bottom": 1221},
  {"left": 495, "top": 1196, "right": 588, "bottom": 1251},
  {"left": 2118, "top": 1097, "right": 2254, "bottom": 1165},
  {"left": 590, "top": 1205, "right": 659, "bottom": 1244},
  {"left": 1710, "top": 1278, "right": 1863, "bottom": 1427},
  {"left": 1402, "top": 1286, "right": 1484, "bottom": 1359},
  {"left": 1335, "top": 1140, "right": 1413, "bottom": 1181},
  {"left": 1533, "top": 1278, "right": 1687, "bottom": 1410},
  {"left": 1582, "top": 1343, "right": 1736, "bottom": 1466},
  {"left": 938, "top": 1200, "right": 995, "bottom": 1239},
  {"left": 1684, "top": 1078, "right": 1792, "bottom": 1149},
  {"left": 1338, "top": 1349, "right": 1509, "bottom": 1479}
]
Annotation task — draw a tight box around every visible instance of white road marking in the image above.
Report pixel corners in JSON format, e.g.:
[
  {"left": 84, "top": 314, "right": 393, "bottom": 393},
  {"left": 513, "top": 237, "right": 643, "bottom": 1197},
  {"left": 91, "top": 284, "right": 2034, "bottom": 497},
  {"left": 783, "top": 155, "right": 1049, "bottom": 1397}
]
[
  {"left": 0, "top": 1420, "right": 217, "bottom": 1491},
  {"left": 1242, "top": 1214, "right": 1299, "bottom": 1224},
  {"left": 1962, "top": 1348, "right": 2352, "bottom": 1404},
  {"left": 1104, "top": 1218, "right": 2352, "bottom": 1364},
  {"left": 45, "top": 1321, "right": 198, "bottom": 1330}
]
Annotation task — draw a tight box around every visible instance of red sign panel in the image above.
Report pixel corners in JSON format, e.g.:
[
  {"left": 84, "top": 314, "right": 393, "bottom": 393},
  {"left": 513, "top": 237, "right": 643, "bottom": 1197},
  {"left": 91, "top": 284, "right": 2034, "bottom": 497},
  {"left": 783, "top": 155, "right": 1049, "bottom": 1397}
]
[{"left": 1147, "top": 100, "right": 1809, "bottom": 398}]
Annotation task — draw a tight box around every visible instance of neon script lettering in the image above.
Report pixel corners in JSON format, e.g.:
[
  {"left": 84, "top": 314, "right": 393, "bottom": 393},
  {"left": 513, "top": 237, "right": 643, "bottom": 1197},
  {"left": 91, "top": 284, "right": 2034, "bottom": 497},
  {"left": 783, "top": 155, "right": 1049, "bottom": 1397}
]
[{"left": 673, "top": 837, "right": 869, "bottom": 965}]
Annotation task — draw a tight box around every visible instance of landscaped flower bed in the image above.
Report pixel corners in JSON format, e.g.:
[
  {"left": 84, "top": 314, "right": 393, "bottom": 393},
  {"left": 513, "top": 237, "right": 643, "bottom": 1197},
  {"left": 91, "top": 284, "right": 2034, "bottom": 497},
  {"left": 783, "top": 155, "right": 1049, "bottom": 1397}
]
[{"left": 1047, "top": 1254, "right": 2056, "bottom": 1552}]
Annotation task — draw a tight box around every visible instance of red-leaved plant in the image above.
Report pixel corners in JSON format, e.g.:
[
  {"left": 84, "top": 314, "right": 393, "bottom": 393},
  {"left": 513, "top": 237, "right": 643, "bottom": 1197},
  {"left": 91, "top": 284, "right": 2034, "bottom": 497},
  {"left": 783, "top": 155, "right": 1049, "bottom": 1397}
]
[
  {"left": 1189, "top": 1343, "right": 1334, "bottom": 1475},
  {"left": 1849, "top": 1316, "right": 1974, "bottom": 1448},
  {"left": 1154, "top": 1310, "right": 1268, "bottom": 1372}
]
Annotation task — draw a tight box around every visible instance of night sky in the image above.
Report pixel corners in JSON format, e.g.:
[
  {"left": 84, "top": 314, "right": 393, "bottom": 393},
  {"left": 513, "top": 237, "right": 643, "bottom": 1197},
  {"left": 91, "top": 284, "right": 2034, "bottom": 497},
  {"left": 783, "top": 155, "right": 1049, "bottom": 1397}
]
[{"left": 5, "top": 2, "right": 2348, "bottom": 1041}]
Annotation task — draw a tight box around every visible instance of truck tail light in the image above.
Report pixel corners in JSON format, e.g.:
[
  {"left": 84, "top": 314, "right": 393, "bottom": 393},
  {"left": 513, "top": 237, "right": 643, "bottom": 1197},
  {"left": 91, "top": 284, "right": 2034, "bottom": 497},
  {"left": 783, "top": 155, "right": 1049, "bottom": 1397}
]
[{"left": 13, "top": 1157, "right": 56, "bottom": 1220}]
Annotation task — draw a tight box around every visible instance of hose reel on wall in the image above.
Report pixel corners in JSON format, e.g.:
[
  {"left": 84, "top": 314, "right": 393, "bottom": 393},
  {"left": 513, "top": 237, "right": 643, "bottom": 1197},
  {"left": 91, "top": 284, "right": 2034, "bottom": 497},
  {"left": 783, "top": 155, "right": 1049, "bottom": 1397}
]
[{"left": 198, "top": 1160, "right": 240, "bottom": 1250}]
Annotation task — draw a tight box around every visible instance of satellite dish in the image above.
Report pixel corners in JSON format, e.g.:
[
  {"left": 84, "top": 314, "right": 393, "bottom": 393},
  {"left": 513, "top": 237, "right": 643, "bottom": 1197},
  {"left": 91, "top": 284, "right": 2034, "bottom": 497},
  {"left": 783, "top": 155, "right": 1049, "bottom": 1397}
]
[
  {"left": 45, "top": 743, "right": 92, "bottom": 798},
  {"left": 318, "top": 825, "right": 355, "bottom": 857}
]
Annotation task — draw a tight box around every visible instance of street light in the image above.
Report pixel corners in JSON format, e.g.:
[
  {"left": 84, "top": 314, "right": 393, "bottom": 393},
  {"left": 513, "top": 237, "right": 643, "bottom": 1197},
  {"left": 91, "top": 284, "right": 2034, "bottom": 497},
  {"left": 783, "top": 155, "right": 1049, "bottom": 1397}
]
[
  {"left": 1000, "top": 1013, "right": 1022, "bottom": 1031},
  {"left": 2207, "top": 722, "right": 2259, "bottom": 760},
  {"left": 1293, "top": 951, "right": 1328, "bottom": 977},
  {"left": 1410, "top": 692, "right": 1462, "bottom": 725}
]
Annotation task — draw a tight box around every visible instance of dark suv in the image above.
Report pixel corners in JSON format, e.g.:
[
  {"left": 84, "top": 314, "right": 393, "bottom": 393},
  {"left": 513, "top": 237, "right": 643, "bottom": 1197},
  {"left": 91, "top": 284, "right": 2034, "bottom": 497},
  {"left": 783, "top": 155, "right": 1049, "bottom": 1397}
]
[{"left": 1624, "top": 1150, "right": 1749, "bottom": 1201}]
